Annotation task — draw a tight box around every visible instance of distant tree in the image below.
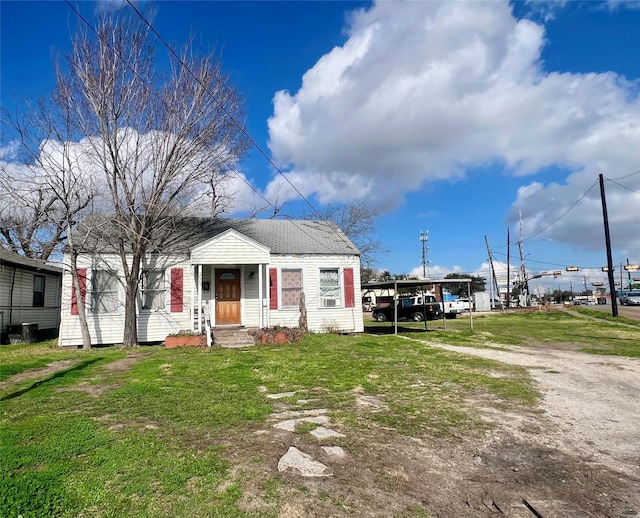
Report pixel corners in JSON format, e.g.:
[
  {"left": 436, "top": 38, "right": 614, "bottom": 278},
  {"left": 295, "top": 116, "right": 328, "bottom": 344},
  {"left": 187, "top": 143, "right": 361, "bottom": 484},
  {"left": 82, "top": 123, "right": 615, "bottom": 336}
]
[
  {"left": 444, "top": 273, "right": 486, "bottom": 297},
  {"left": 1, "top": 98, "right": 98, "bottom": 349},
  {"left": 302, "top": 200, "right": 385, "bottom": 279}
]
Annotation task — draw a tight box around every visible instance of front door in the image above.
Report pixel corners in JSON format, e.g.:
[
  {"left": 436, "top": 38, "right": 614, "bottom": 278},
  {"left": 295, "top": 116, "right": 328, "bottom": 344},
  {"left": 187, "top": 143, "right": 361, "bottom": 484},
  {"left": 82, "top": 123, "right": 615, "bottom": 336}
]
[{"left": 215, "top": 269, "right": 241, "bottom": 325}]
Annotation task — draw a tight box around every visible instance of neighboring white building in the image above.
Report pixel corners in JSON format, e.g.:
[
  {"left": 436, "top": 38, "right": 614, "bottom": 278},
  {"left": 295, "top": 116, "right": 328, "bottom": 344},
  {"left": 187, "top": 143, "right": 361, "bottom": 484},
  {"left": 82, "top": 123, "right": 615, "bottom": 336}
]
[
  {"left": 59, "top": 218, "right": 363, "bottom": 347},
  {"left": 0, "top": 249, "right": 62, "bottom": 342}
]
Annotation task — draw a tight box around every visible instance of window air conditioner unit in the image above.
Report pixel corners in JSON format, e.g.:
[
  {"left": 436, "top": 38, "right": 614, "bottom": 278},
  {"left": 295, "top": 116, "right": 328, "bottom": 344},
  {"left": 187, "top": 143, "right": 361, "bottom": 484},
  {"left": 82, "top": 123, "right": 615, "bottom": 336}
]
[{"left": 323, "top": 299, "right": 337, "bottom": 308}]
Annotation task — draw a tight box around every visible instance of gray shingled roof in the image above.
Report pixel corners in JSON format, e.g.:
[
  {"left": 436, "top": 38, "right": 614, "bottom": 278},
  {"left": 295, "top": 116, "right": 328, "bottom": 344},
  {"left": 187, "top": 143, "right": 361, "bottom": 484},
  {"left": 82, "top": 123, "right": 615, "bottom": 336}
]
[
  {"left": 0, "top": 248, "right": 63, "bottom": 274},
  {"left": 74, "top": 217, "right": 360, "bottom": 256},
  {"left": 185, "top": 218, "right": 360, "bottom": 255}
]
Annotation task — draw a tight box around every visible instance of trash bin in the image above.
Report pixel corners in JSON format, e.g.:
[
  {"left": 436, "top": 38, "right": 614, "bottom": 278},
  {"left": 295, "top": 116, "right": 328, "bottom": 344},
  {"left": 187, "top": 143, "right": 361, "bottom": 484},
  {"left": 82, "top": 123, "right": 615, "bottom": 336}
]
[
  {"left": 6, "top": 323, "right": 39, "bottom": 344},
  {"left": 8, "top": 324, "right": 22, "bottom": 344},
  {"left": 21, "top": 323, "right": 39, "bottom": 343}
]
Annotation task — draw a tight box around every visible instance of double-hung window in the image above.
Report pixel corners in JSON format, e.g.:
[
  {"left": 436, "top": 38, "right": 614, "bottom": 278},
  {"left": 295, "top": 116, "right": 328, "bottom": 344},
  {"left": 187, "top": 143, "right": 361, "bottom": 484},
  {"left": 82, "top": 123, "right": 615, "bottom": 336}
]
[
  {"left": 92, "top": 270, "right": 118, "bottom": 313},
  {"left": 319, "top": 268, "right": 341, "bottom": 307},
  {"left": 142, "top": 270, "right": 166, "bottom": 310},
  {"left": 33, "top": 275, "right": 45, "bottom": 307},
  {"left": 281, "top": 269, "right": 302, "bottom": 308}
]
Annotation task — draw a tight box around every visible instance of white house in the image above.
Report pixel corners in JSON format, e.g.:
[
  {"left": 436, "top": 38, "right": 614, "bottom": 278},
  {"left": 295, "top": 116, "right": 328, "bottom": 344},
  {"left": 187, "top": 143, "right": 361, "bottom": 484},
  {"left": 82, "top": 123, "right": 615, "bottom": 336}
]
[
  {"left": 0, "top": 249, "right": 62, "bottom": 343},
  {"left": 59, "top": 218, "right": 364, "bottom": 347}
]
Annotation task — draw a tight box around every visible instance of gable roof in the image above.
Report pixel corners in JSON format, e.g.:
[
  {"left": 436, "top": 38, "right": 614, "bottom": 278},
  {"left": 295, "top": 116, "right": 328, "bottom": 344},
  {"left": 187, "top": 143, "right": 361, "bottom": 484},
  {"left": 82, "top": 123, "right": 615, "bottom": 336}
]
[
  {"left": 183, "top": 218, "right": 359, "bottom": 255},
  {"left": 0, "top": 248, "right": 63, "bottom": 275},
  {"left": 73, "top": 217, "right": 360, "bottom": 256}
]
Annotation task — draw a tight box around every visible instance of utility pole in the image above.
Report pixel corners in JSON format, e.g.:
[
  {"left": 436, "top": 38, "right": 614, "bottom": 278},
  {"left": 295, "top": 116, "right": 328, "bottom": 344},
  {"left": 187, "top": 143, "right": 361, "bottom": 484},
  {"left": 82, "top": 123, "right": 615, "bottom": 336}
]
[
  {"left": 506, "top": 227, "right": 511, "bottom": 308},
  {"left": 599, "top": 174, "right": 618, "bottom": 317},
  {"left": 420, "top": 231, "right": 429, "bottom": 278},
  {"left": 485, "top": 235, "right": 500, "bottom": 308},
  {"left": 518, "top": 210, "right": 529, "bottom": 306}
]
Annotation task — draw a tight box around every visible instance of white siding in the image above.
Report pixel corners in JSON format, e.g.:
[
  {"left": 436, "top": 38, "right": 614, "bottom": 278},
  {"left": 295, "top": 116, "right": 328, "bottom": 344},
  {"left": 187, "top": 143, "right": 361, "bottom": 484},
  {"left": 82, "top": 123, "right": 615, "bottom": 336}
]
[
  {"left": 191, "top": 230, "right": 270, "bottom": 265},
  {"left": 0, "top": 264, "right": 61, "bottom": 333},
  {"left": 58, "top": 249, "right": 364, "bottom": 347},
  {"left": 241, "top": 264, "right": 261, "bottom": 328},
  {"left": 268, "top": 255, "right": 364, "bottom": 333},
  {"left": 59, "top": 254, "right": 193, "bottom": 347}
]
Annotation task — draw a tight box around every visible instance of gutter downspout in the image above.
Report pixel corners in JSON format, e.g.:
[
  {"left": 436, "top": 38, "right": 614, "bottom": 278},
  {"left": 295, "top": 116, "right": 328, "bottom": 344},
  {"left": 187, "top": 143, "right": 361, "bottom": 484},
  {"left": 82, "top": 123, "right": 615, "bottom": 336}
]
[{"left": 9, "top": 265, "right": 16, "bottom": 325}]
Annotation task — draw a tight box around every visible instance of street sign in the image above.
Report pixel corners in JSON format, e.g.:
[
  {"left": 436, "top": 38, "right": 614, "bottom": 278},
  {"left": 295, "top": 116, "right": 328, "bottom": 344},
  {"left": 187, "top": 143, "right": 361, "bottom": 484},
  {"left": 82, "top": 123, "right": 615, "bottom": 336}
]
[
  {"left": 624, "top": 264, "right": 639, "bottom": 271},
  {"left": 566, "top": 266, "right": 579, "bottom": 271}
]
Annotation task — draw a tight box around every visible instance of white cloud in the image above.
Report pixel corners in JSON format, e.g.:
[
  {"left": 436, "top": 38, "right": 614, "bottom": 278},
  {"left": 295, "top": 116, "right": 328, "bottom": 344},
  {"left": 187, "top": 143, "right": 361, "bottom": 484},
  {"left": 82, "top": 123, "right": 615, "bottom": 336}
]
[
  {"left": 267, "top": 0, "right": 640, "bottom": 251},
  {"left": 1, "top": 129, "right": 246, "bottom": 218}
]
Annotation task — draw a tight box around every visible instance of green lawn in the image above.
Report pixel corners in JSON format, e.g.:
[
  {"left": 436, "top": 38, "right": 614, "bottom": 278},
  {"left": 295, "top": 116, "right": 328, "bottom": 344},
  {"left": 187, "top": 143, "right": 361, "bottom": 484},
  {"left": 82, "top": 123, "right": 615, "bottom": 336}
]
[
  {"left": 1, "top": 310, "right": 637, "bottom": 517},
  {"left": 367, "top": 307, "right": 640, "bottom": 357}
]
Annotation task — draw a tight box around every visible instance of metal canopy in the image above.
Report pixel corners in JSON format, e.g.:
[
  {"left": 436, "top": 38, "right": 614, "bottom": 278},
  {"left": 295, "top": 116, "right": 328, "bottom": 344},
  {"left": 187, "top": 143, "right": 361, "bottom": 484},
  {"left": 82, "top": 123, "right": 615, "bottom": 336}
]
[{"left": 362, "top": 278, "right": 473, "bottom": 334}]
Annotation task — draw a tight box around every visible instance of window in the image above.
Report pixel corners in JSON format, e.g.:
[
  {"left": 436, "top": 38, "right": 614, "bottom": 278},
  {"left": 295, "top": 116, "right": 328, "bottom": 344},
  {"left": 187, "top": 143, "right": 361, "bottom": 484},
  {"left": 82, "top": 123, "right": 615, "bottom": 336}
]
[
  {"left": 281, "top": 269, "right": 302, "bottom": 308},
  {"left": 319, "top": 268, "right": 341, "bottom": 307},
  {"left": 33, "top": 275, "right": 45, "bottom": 307},
  {"left": 142, "top": 270, "right": 166, "bottom": 310},
  {"left": 92, "top": 270, "right": 118, "bottom": 313}
]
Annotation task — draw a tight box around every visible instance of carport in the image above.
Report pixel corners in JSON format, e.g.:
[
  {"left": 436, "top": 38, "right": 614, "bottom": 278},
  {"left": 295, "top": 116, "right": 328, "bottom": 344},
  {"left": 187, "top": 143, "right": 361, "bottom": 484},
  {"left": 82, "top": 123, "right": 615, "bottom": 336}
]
[{"left": 362, "top": 278, "right": 473, "bottom": 334}]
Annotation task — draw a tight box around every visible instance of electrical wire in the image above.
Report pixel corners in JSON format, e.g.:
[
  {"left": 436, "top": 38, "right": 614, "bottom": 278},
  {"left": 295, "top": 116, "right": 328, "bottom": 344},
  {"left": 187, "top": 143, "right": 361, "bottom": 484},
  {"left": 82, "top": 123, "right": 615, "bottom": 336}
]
[
  {"left": 608, "top": 169, "right": 640, "bottom": 181},
  {"left": 62, "top": 1, "right": 358, "bottom": 257},
  {"left": 606, "top": 178, "right": 640, "bottom": 196},
  {"left": 124, "top": 1, "right": 333, "bottom": 228},
  {"left": 521, "top": 180, "right": 598, "bottom": 244}
]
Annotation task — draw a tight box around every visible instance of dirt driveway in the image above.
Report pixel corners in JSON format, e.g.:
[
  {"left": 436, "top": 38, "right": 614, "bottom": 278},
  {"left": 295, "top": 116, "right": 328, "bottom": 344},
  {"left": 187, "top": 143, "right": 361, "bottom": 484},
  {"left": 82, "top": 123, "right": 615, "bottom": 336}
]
[{"left": 416, "top": 339, "right": 640, "bottom": 517}]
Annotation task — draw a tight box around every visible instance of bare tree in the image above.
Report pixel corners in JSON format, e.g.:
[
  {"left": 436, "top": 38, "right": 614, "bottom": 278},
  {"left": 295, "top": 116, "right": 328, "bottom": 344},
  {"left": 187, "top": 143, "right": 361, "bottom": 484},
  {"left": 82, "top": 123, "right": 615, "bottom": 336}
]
[
  {"left": 0, "top": 107, "right": 82, "bottom": 261},
  {"left": 303, "top": 200, "right": 385, "bottom": 276},
  {"left": 53, "top": 9, "right": 248, "bottom": 347},
  {"left": 1, "top": 100, "right": 96, "bottom": 349}
]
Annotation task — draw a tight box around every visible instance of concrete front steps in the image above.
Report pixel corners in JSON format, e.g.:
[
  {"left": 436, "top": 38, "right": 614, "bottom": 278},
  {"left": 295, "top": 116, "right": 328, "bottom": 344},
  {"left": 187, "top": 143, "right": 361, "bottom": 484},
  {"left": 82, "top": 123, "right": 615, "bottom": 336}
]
[{"left": 212, "top": 327, "right": 256, "bottom": 348}]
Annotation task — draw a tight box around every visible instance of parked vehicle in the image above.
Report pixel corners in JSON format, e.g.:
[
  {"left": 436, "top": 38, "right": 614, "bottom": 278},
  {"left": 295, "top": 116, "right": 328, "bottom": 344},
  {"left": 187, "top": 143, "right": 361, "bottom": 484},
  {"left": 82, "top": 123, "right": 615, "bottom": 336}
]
[
  {"left": 620, "top": 290, "right": 640, "bottom": 306},
  {"left": 372, "top": 296, "right": 443, "bottom": 322},
  {"left": 441, "top": 299, "right": 467, "bottom": 318},
  {"left": 407, "top": 294, "right": 466, "bottom": 318}
]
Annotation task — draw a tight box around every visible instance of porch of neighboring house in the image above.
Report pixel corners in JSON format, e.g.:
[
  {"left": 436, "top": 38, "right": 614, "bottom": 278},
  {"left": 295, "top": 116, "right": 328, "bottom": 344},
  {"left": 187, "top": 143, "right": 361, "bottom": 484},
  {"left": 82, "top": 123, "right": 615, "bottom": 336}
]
[{"left": 190, "top": 263, "right": 268, "bottom": 347}]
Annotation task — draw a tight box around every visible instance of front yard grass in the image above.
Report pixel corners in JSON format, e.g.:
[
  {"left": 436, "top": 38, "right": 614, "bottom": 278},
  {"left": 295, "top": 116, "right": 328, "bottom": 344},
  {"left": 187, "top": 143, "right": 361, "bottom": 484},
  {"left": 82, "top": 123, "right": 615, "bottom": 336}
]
[
  {"left": 366, "top": 307, "right": 640, "bottom": 357},
  {"left": 1, "top": 309, "right": 637, "bottom": 517}
]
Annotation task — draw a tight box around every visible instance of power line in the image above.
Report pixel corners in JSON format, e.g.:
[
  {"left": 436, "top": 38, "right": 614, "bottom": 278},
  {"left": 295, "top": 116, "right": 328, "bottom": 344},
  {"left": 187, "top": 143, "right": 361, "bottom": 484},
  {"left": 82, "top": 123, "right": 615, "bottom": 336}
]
[
  {"left": 62, "top": 1, "right": 357, "bottom": 257},
  {"left": 608, "top": 168, "right": 640, "bottom": 181},
  {"left": 122, "top": 1, "right": 360, "bottom": 254},
  {"left": 124, "top": 1, "right": 329, "bottom": 225},
  {"left": 521, "top": 180, "right": 598, "bottom": 244},
  {"left": 606, "top": 178, "right": 640, "bottom": 195}
]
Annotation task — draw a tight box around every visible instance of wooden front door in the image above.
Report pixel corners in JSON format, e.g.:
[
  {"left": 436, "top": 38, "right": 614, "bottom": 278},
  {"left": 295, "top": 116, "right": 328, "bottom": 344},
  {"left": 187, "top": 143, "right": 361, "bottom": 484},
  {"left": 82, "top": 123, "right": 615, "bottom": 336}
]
[{"left": 215, "top": 269, "right": 241, "bottom": 325}]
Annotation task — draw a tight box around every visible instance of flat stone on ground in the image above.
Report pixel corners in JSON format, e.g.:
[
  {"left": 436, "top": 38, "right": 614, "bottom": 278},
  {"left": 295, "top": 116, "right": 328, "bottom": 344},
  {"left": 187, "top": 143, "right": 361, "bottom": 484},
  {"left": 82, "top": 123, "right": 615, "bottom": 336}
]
[
  {"left": 277, "top": 446, "right": 332, "bottom": 477},
  {"left": 321, "top": 446, "right": 346, "bottom": 458},
  {"left": 310, "top": 426, "right": 346, "bottom": 440},
  {"left": 273, "top": 416, "right": 330, "bottom": 432},
  {"left": 270, "top": 408, "right": 327, "bottom": 420},
  {"left": 267, "top": 391, "right": 296, "bottom": 399}
]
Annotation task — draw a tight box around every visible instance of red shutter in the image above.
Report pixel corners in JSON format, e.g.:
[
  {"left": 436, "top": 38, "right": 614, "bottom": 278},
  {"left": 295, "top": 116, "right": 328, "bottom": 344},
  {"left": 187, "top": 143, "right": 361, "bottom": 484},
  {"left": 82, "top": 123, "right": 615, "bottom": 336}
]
[
  {"left": 71, "top": 268, "right": 87, "bottom": 315},
  {"left": 170, "top": 268, "right": 183, "bottom": 312},
  {"left": 344, "top": 268, "right": 355, "bottom": 308},
  {"left": 269, "top": 268, "right": 278, "bottom": 309}
]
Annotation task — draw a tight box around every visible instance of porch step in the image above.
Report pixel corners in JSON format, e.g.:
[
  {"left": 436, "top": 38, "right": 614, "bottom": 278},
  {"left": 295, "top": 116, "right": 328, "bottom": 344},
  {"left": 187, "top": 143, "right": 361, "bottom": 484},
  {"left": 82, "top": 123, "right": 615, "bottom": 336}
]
[{"left": 213, "top": 328, "right": 256, "bottom": 348}]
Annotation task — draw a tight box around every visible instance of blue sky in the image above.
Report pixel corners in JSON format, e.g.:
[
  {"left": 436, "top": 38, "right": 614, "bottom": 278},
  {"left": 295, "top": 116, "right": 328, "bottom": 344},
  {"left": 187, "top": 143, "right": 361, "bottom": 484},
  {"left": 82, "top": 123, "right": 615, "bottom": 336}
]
[{"left": 1, "top": 0, "right": 639, "bottom": 295}]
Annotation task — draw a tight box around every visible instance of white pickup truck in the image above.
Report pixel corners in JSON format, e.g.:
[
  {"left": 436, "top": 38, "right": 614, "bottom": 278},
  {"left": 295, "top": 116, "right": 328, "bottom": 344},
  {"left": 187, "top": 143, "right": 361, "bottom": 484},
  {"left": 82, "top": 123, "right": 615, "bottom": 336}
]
[{"left": 441, "top": 298, "right": 468, "bottom": 318}]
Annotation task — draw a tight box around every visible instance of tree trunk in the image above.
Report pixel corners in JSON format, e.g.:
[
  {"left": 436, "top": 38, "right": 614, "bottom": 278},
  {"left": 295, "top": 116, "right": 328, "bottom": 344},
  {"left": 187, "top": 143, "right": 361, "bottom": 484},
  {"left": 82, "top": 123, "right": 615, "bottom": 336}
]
[
  {"left": 69, "top": 247, "right": 92, "bottom": 350},
  {"left": 122, "top": 251, "right": 142, "bottom": 347}
]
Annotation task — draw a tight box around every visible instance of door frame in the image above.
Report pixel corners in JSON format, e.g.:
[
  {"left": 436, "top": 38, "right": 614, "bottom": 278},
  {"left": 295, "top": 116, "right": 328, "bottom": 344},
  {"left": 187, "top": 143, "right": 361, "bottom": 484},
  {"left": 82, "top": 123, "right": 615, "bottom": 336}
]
[{"left": 214, "top": 267, "right": 242, "bottom": 326}]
